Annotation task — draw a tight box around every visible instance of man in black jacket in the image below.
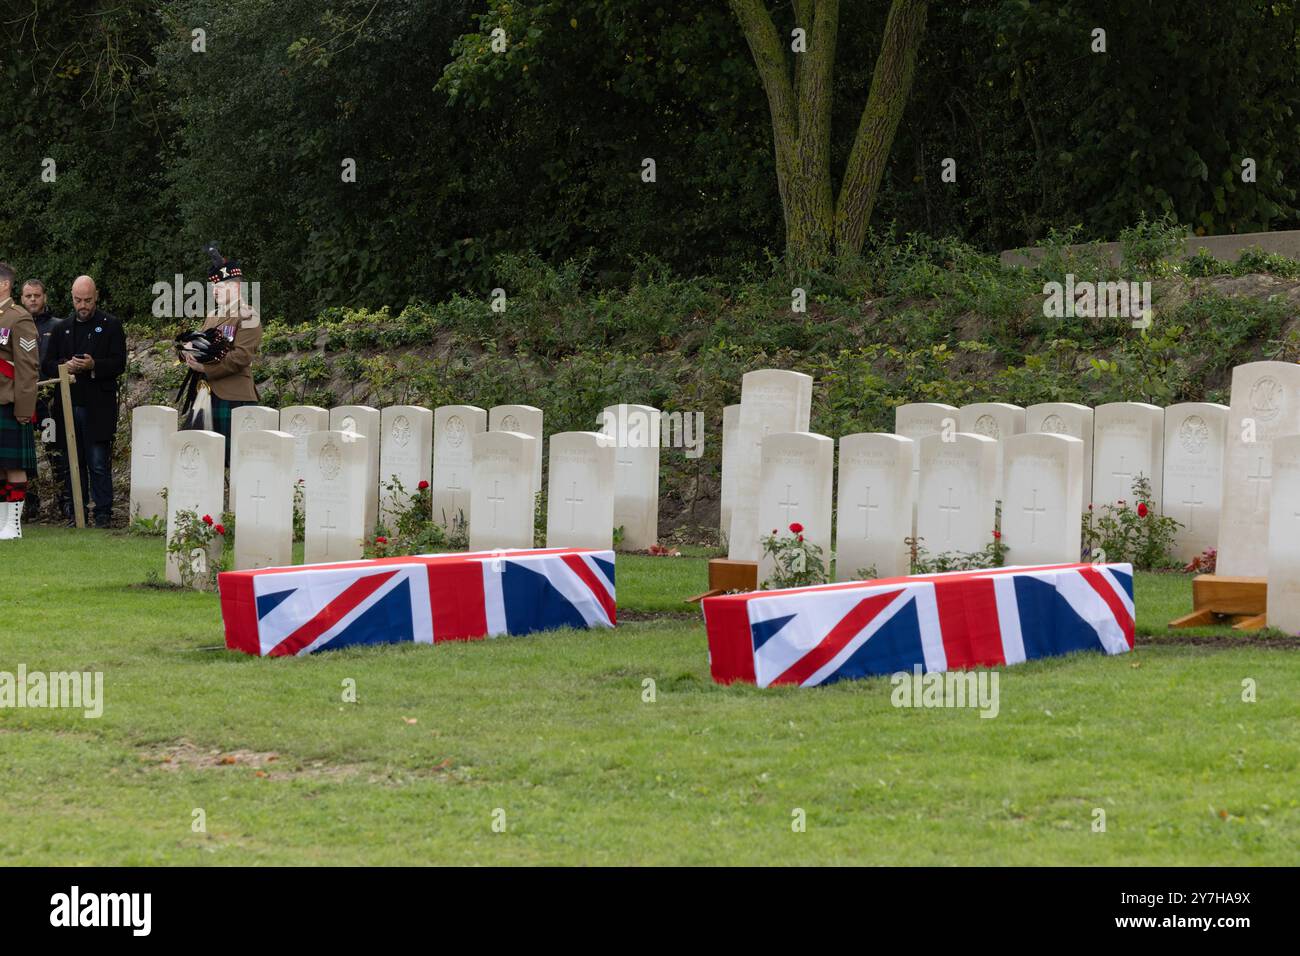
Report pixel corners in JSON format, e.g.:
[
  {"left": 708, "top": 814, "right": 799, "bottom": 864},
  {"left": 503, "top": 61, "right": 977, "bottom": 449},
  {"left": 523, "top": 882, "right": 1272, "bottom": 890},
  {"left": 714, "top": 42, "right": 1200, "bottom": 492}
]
[
  {"left": 50, "top": 275, "right": 126, "bottom": 528},
  {"left": 19, "top": 278, "right": 68, "bottom": 521}
]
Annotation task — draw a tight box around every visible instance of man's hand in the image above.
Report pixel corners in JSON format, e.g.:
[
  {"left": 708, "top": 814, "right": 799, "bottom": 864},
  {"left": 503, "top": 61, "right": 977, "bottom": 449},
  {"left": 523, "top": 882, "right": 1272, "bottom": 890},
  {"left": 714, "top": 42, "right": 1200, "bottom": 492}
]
[{"left": 183, "top": 354, "right": 206, "bottom": 373}]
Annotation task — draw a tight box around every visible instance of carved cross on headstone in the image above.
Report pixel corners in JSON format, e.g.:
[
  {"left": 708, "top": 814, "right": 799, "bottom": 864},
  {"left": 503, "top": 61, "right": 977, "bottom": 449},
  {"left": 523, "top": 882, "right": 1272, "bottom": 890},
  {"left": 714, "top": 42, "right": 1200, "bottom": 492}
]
[
  {"left": 1247, "top": 454, "right": 1271, "bottom": 512},
  {"left": 488, "top": 480, "right": 505, "bottom": 529},
  {"left": 565, "top": 481, "right": 584, "bottom": 530},
  {"left": 778, "top": 484, "right": 800, "bottom": 524},
  {"left": 1023, "top": 488, "right": 1046, "bottom": 544},
  {"left": 249, "top": 479, "right": 268, "bottom": 526},
  {"left": 321, "top": 509, "right": 338, "bottom": 552},
  {"left": 857, "top": 486, "right": 878, "bottom": 539},
  {"left": 1182, "top": 483, "right": 1205, "bottom": 532},
  {"left": 939, "top": 487, "right": 961, "bottom": 540}
]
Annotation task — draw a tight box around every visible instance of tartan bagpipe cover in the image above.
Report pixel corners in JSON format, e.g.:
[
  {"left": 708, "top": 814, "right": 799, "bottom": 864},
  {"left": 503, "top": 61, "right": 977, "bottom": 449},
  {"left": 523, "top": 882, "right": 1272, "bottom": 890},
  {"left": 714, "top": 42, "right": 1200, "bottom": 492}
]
[
  {"left": 219, "top": 548, "right": 616, "bottom": 656},
  {"left": 702, "top": 563, "right": 1134, "bottom": 687}
]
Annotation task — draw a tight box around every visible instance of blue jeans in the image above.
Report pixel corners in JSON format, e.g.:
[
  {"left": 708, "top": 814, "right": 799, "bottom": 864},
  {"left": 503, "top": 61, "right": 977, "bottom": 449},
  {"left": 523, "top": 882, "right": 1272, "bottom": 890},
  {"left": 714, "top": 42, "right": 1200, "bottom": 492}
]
[{"left": 70, "top": 405, "right": 114, "bottom": 525}]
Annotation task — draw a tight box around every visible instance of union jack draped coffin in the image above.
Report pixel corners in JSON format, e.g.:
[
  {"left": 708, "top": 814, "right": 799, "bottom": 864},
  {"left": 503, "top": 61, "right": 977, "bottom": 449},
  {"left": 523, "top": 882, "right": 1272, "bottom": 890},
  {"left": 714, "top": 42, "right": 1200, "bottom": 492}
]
[
  {"left": 219, "top": 548, "right": 616, "bottom": 656},
  {"left": 702, "top": 563, "right": 1134, "bottom": 688}
]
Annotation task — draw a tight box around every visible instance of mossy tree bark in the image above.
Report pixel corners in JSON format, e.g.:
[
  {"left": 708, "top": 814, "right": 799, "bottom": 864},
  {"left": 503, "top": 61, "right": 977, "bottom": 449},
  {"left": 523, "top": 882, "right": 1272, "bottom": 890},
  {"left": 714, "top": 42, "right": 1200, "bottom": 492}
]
[{"left": 729, "top": 0, "right": 928, "bottom": 268}]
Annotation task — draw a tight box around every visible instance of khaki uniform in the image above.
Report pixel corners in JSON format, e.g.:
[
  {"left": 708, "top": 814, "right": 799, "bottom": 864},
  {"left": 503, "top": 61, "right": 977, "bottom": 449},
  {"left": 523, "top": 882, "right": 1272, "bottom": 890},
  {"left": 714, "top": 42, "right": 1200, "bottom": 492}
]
[
  {"left": 0, "top": 297, "right": 38, "bottom": 422},
  {"left": 198, "top": 305, "right": 262, "bottom": 401}
]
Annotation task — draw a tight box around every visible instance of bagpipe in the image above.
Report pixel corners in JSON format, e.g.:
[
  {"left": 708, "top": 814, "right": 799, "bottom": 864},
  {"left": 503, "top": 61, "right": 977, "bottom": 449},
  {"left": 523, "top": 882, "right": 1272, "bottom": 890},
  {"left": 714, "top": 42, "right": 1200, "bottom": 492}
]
[{"left": 174, "top": 326, "right": 232, "bottom": 431}]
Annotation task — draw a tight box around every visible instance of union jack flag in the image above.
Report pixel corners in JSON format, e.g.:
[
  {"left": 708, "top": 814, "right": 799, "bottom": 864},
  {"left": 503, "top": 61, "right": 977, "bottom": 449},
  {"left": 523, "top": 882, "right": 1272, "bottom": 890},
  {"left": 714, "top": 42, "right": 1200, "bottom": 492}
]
[
  {"left": 219, "top": 548, "right": 616, "bottom": 656},
  {"left": 702, "top": 563, "right": 1133, "bottom": 687}
]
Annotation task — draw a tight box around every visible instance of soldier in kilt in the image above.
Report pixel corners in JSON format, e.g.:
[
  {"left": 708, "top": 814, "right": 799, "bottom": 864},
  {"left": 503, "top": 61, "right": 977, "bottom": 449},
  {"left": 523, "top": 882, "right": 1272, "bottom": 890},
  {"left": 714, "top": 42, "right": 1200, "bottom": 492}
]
[
  {"left": 180, "top": 244, "right": 262, "bottom": 466},
  {"left": 0, "top": 262, "right": 39, "bottom": 540}
]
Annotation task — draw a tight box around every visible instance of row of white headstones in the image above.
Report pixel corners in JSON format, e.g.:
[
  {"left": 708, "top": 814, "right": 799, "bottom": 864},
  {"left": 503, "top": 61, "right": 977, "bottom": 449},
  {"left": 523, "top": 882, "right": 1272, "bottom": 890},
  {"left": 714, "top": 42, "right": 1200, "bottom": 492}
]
[
  {"left": 129, "top": 403, "right": 663, "bottom": 584},
  {"left": 720, "top": 364, "right": 1300, "bottom": 624}
]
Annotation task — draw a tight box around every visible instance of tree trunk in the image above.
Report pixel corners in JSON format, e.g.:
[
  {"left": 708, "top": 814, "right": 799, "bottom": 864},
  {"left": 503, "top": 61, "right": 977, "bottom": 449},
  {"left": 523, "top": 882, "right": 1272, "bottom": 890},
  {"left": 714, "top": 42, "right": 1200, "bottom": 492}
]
[
  {"left": 834, "top": 0, "right": 928, "bottom": 258},
  {"left": 732, "top": 0, "right": 926, "bottom": 267}
]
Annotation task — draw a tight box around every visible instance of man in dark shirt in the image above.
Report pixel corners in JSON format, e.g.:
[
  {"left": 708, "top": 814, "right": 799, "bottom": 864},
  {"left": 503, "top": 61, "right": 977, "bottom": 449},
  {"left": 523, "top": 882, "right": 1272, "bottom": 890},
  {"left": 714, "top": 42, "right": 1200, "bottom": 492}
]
[
  {"left": 19, "top": 278, "right": 68, "bottom": 521},
  {"left": 50, "top": 276, "right": 126, "bottom": 528}
]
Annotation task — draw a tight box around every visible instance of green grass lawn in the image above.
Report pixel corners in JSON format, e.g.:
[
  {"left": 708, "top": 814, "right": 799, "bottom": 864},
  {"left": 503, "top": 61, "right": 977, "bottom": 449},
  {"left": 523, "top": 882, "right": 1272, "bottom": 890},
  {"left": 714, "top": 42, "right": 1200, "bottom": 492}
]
[{"left": 1, "top": 526, "right": 1296, "bottom": 865}]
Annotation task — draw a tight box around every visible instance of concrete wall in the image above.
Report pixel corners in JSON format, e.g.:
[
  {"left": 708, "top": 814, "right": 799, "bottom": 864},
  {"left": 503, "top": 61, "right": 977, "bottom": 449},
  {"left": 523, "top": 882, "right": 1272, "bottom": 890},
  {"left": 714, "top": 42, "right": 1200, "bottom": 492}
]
[{"left": 1001, "top": 229, "right": 1300, "bottom": 268}]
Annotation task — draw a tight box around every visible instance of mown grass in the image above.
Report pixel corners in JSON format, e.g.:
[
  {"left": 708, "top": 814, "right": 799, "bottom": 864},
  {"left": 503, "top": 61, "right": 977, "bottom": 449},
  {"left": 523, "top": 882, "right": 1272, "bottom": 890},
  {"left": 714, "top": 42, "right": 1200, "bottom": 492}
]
[{"left": 1, "top": 527, "right": 1296, "bottom": 865}]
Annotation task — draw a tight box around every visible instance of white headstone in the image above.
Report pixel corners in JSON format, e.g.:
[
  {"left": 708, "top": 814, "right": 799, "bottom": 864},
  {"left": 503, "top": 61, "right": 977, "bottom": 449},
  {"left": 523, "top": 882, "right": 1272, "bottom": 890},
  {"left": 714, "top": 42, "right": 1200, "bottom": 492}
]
[
  {"left": 756, "top": 432, "right": 834, "bottom": 582},
  {"left": 894, "top": 402, "right": 959, "bottom": 531},
  {"left": 330, "top": 405, "right": 381, "bottom": 536},
  {"left": 1162, "top": 402, "right": 1228, "bottom": 562},
  {"left": 835, "top": 433, "right": 913, "bottom": 580},
  {"left": 546, "top": 431, "right": 616, "bottom": 550},
  {"left": 232, "top": 430, "right": 296, "bottom": 571},
  {"left": 279, "top": 405, "right": 329, "bottom": 488},
  {"left": 227, "top": 405, "right": 279, "bottom": 506},
  {"left": 1026, "top": 402, "right": 1094, "bottom": 508},
  {"left": 1266, "top": 433, "right": 1300, "bottom": 632},
  {"left": 164, "top": 429, "right": 225, "bottom": 585},
  {"left": 304, "top": 430, "right": 370, "bottom": 563},
  {"left": 489, "top": 404, "right": 544, "bottom": 493},
  {"left": 720, "top": 403, "right": 740, "bottom": 546},
  {"left": 958, "top": 402, "right": 1025, "bottom": 497},
  {"left": 728, "top": 370, "right": 814, "bottom": 560},
  {"left": 1000, "top": 433, "right": 1083, "bottom": 565},
  {"left": 433, "top": 404, "right": 486, "bottom": 531},
  {"left": 916, "top": 433, "right": 998, "bottom": 557},
  {"left": 379, "top": 405, "right": 433, "bottom": 524},
  {"left": 469, "top": 431, "right": 536, "bottom": 551},
  {"left": 130, "top": 405, "right": 177, "bottom": 522},
  {"left": 1092, "top": 402, "right": 1164, "bottom": 511},
  {"left": 1218, "top": 362, "right": 1300, "bottom": 576},
  {"left": 600, "top": 404, "right": 660, "bottom": 550}
]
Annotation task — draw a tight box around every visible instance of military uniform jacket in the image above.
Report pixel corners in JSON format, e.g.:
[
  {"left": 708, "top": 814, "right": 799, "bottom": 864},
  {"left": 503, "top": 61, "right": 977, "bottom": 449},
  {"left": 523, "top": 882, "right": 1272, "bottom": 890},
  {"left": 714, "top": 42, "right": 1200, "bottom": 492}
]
[
  {"left": 199, "top": 306, "right": 262, "bottom": 402},
  {"left": 0, "top": 297, "right": 38, "bottom": 422}
]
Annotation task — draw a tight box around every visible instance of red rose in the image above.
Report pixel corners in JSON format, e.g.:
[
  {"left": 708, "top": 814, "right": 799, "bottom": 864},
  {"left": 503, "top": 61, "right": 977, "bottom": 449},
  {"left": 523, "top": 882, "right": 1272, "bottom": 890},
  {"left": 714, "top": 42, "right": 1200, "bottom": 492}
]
[
  {"left": 993, "top": 530, "right": 1002, "bottom": 540},
  {"left": 417, "top": 480, "right": 430, "bottom": 490},
  {"left": 1088, "top": 503, "right": 1093, "bottom": 511},
  {"left": 376, "top": 536, "right": 388, "bottom": 545},
  {"left": 797, "top": 534, "right": 804, "bottom": 542},
  {"left": 202, "top": 514, "right": 214, "bottom": 525},
  {"left": 772, "top": 529, "right": 778, "bottom": 535},
  {"left": 214, "top": 524, "right": 226, "bottom": 535},
  {"left": 789, "top": 522, "right": 804, "bottom": 534},
  {"left": 1137, "top": 502, "right": 1149, "bottom": 517}
]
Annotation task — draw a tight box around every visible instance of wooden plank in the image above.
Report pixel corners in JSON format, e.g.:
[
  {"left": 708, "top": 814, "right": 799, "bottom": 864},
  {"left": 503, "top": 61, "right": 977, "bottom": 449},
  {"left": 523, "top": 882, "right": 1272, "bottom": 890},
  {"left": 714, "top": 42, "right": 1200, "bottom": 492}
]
[
  {"left": 708, "top": 558, "right": 758, "bottom": 593},
  {"left": 58, "top": 363, "right": 86, "bottom": 529},
  {"left": 1190, "top": 575, "right": 1266, "bottom": 615},
  {"left": 685, "top": 588, "right": 725, "bottom": 604},
  {"left": 1167, "top": 608, "right": 1216, "bottom": 629},
  {"left": 1232, "top": 614, "right": 1267, "bottom": 631}
]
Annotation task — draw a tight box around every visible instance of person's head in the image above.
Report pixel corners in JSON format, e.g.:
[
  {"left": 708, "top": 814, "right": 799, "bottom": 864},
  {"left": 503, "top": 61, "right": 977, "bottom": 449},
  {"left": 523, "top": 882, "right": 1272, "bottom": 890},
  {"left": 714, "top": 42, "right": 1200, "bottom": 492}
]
[
  {"left": 0, "top": 262, "right": 14, "bottom": 300},
  {"left": 21, "top": 279, "right": 46, "bottom": 315},
  {"left": 71, "top": 275, "right": 98, "bottom": 321},
  {"left": 212, "top": 277, "right": 246, "bottom": 310}
]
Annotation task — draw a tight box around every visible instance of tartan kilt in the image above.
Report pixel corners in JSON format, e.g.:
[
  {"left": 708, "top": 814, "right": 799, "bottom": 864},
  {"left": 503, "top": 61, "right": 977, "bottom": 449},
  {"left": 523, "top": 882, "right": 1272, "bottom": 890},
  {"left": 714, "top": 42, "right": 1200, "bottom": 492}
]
[
  {"left": 0, "top": 403, "right": 39, "bottom": 471},
  {"left": 212, "top": 396, "right": 255, "bottom": 465}
]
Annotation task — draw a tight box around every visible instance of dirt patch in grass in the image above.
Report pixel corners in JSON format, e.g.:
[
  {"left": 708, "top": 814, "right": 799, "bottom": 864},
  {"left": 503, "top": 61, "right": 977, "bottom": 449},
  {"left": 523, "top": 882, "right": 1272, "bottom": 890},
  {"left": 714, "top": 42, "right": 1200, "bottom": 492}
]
[
  {"left": 139, "top": 739, "right": 465, "bottom": 785},
  {"left": 1137, "top": 633, "right": 1300, "bottom": 649}
]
